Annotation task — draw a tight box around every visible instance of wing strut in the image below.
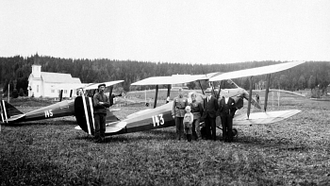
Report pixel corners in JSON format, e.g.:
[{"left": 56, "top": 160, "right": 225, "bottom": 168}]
[
  {"left": 217, "top": 81, "right": 222, "bottom": 99},
  {"left": 59, "top": 90, "right": 63, "bottom": 102},
  {"left": 166, "top": 84, "right": 171, "bottom": 103},
  {"left": 154, "top": 85, "right": 159, "bottom": 108},
  {"left": 247, "top": 76, "right": 253, "bottom": 119},
  {"left": 264, "top": 74, "right": 271, "bottom": 112},
  {"left": 198, "top": 80, "right": 205, "bottom": 95},
  {"left": 109, "top": 86, "right": 113, "bottom": 97},
  {"left": 1, "top": 100, "right": 8, "bottom": 123}
]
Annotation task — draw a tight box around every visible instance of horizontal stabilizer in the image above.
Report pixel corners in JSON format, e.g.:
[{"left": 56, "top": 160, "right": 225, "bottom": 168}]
[
  {"left": 233, "top": 109, "right": 301, "bottom": 126},
  {"left": 6, "top": 114, "right": 26, "bottom": 122},
  {"left": 105, "top": 121, "right": 127, "bottom": 133}
]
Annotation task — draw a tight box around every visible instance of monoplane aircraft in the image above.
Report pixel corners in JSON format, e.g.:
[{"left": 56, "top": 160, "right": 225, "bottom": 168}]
[
  {"left": 72, "top": 61, "right": 305, "bottom": 138},
  {"left": 0, "top": 80, "right": 124, "bottom": 124}
]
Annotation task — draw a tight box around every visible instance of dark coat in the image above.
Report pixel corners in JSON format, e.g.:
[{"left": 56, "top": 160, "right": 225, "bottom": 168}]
[
  {"left": 202, "top": 96, "right": 219, "bottom": 119},
  {"left": 93, "top": 92, "right": 110, "bottom": 114},
  {"left": 218, "top": 97, "right": 236, "bottom": 118}
]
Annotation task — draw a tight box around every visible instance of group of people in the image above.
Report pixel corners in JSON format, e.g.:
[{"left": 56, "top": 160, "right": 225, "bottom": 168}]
[
  {"left": 92, "top": 83, "right": 237, "bottom": 143},
  {"left": 172, "top": 88, "right": 237, "bottom": 142}
]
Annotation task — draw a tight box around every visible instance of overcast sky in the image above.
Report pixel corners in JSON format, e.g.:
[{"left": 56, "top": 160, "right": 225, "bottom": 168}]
[{"left": 1, "top": 0, "right": 330, "bottom": 64}]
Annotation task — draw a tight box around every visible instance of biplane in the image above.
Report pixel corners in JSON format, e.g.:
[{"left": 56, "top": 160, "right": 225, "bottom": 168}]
[
  {"left": 208, "top": 61, "right": 305, "bottom": 129},
  {"left": 73, "top": 61, "right": 304, "bottom": 138},
  {"left": 1, "top": 61, "right": 305, "bottom": 140},
  {"left": 0, "top": 80, "right": 124, "bottom": 124}
]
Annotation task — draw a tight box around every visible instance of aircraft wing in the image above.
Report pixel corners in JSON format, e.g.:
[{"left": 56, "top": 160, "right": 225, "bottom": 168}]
[
  {"left": 233, "top": 109, "right": 301, "bottom": 126},
  {"left": 84, "top": 80, "right": 124, "bottom": 90},
  {"left": 52, "top": 83, "right": 90, "bottom": 90},
  {"left": 131, "top": 75, "right": 202, "bottom": 86},
  {"left": 209, "top": 61, "right": 305, "bottom": 81}
]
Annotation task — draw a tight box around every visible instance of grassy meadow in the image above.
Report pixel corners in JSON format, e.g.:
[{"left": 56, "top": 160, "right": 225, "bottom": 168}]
[{"left": 1, "top": 91, "right": 330, "bottom": 185}]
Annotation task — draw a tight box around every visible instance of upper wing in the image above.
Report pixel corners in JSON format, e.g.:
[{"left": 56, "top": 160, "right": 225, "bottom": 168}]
[
  {"left": 209, "top": 61, "right": 305, "bottom": 81},
  {"left": 131, "top": 75, "right": 205, "bottom": 86},
  {"left": 52, "top": 80, "right": 124, "bottom": 91},
  {"left": 84, "top": 80, "right": 124, "bottom": 90},
  {"left": 51, "top": 83, "right": 90, "bottom": 90}
]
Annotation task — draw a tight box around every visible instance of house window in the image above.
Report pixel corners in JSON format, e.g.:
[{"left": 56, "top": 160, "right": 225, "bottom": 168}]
[
  {"left": 64, "top": 90, "right": 68, "bottom": 94},
  {"left": 37, "top": 85, "right": 39, "bottom": 93},
  {"left": 51, "top": 89, "right": 55, "bottom": 93}
]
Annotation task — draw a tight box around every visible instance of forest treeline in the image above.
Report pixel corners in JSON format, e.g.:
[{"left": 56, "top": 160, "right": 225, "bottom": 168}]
[{"left": 0, "top": 54, "right": 329, "bottom": 96}]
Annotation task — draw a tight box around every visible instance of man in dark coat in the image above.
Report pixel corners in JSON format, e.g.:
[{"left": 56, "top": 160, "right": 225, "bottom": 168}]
[
  {"left": 218, "top": 94, "right": 237, "bottom": 142},
  {"left": 93, "top": 84, "right": 111, "bottom": 142},
  {"left": 202, "top": 89, "right": 219, "bottom": 140}
]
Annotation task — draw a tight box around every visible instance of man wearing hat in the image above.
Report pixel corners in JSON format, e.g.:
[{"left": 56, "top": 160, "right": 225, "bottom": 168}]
[
  {"left": 202, "top": 89, "right": 219, "bottom": 140},
  {"left": 172, "top": 88, "right": 188, "bottom": 140},
  {"left": 93, "top": 83, "right": 111, "bottom": 142}
]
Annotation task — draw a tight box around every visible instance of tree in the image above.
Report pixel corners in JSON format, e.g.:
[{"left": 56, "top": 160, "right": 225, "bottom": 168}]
[
  {"left": 308, "top": 75, "right": 316, "bottom": 89},
  {"left": 279, "top": 74, "right": 288, "bottom": 89},
  {"left": 298, "top": 75, "right": 306, "bottom": 90},
  {"left": 291, "top": 77, "right": 298, "bottom": 90},
  {"left": 186, "top": 82, "right": 196, "bottom": 89}
]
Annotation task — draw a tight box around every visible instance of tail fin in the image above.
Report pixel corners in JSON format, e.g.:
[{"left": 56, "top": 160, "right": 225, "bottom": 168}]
[{"left": 1, "top": 100, "right": 23, "bottom": 123}]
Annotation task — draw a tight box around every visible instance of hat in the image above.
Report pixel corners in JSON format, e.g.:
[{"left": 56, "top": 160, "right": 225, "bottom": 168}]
[{"left": 98, "top": 83, "right": 106, "bottom": 89}]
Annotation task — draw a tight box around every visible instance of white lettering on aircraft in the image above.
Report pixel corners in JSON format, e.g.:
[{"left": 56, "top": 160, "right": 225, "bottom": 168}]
[
  {"left": 44, "top": 109, "right": 53, "bottom": 118},
  {"left": 152, "top": 114, "right": 164, "bottom": 127}
]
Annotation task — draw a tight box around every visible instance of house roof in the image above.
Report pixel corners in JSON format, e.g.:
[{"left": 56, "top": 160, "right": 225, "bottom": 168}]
[{"left": 40, "top": 72, "right": 81, "bottom": 84}]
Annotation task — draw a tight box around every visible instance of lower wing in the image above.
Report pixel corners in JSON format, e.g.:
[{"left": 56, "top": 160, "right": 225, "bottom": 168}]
[{"left": 233, "top": 109, "right": 301, "bottom": 126}]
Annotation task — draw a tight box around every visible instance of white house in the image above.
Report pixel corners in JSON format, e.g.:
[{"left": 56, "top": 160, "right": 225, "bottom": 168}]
[{"left": 28, "top": 65, "right": 82, "bottom": 98}]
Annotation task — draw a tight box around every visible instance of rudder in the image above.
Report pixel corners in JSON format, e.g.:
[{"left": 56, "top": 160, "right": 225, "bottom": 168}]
[{"left": 0, "top": 100, "right": 23, "bottom": 123}]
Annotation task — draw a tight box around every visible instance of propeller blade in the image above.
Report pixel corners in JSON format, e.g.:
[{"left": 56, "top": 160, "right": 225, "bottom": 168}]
[{"left": 243, "top": 91, "right": 261, "bottom": 110}]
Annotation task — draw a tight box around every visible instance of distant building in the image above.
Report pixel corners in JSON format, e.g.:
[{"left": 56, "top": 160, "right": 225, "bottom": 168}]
[{"left": 28, "top": 65, "right": 82, "bottom": 98}]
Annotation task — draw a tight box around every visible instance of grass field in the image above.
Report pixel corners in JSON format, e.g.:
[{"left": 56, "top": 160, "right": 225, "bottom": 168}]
[{"left": 1, "top": 93, "right": 330, "bottom": 185}]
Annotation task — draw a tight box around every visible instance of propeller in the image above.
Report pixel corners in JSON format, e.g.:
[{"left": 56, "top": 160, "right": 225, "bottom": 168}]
[{"left": 242, "top": 90, "right": 261, "bottom": 109}]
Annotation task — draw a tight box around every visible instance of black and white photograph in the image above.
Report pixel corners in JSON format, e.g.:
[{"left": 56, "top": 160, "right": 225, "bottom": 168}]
[{"left": 1, "top": 0, "right": 330, "bottom": 185}]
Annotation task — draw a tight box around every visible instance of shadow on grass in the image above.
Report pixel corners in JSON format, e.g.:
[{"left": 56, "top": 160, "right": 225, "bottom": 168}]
[
  {"left": 74, "top": 128, "right": 178, "bottom": 143},
  {"left": 3, "top": 119, "right": 77, "bottom": 126},
  {"left": 235, "top": 135, "right": 310, "bottom": 152}
]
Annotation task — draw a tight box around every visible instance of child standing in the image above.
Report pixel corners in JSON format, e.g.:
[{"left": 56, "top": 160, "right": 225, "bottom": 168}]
[{"left": 183, "top": 106, "right": 194, "bottom": 142}]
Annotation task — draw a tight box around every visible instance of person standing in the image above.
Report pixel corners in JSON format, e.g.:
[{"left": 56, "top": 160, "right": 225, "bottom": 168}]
[
  {"left": 202, "top": 89, "right": 219, "bottom": 141},
  {"left": 93, "top": 84, "right": 111, "bottom": 143},
  {"left": 172, "top": 88, "right": 188, "bottom": 140},
  {"left": 218, "top": 94, "right": 236, "bottom": 142},
  {"left": 183, "top": 106, "right": 194, "bottom": 142},
  {"left": 189, "top": 92, "right": 204, "bottom": 140}
]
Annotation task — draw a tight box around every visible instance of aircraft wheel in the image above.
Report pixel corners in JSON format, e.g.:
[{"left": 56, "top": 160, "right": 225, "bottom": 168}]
[{"left": 232, "top": 128, "right": 238, "bottom": 137}]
